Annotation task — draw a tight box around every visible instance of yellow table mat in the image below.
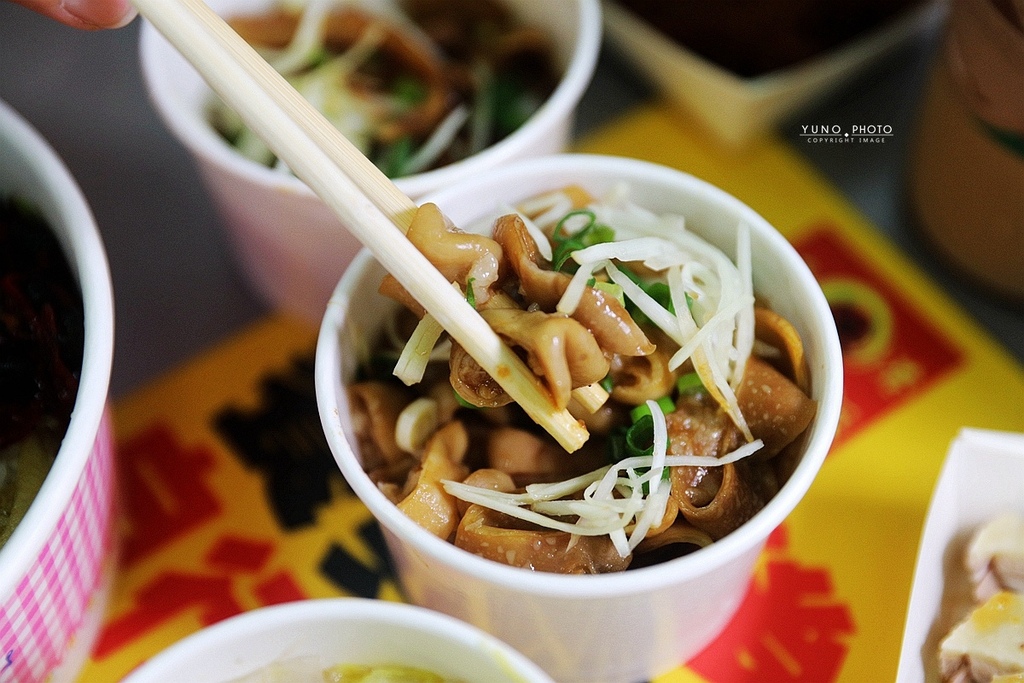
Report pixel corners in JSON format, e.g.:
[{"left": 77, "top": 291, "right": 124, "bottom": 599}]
[{"left": 78, "top": 103, "right": 1024, "bottom": 682}]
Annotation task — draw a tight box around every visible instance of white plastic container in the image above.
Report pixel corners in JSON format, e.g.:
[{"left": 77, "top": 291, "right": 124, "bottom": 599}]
[
  {"left": 140, "top": 0, "right": 602, "bottom": 323},
  {"left": 315, "top": 154, "right": 844, "bottom": 683},
  {"left": 896, "top": 428, "right": 1024, "bottom": 683},
  {"left": 121, "top": 598, "right": 554, "bottom": 683}
]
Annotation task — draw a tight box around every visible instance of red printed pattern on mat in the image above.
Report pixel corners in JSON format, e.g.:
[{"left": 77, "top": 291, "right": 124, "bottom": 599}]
[
  {"left": 689, "top": 527, "right": 855, "bottom": 682},
  {"left": 94, "top": 535, "right": 305, "bottom": 658},
  {"left": 118, "top": 423, "right": 221, "bottom": 566},
  {"left": 793, "top": 228, "right": 964, "bottom": 445}
]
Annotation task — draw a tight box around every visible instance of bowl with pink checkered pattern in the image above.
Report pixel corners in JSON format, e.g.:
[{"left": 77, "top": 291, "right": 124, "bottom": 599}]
[{"left": 0, "top": 98, "right": 117, "bottom": 683}]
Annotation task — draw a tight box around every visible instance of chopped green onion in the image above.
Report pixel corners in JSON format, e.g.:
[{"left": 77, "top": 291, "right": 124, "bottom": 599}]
[
  {"left": 628, "top": 395, "right": 675, "bottom": 423},
  {"left": 676, "top": 372, "right": 704, "bottom": 395},
  {"left": 393, "top": 76, "right": 427, "bottom": 111},
  {"left": 306, "top": 46, "right": 331, "bottom": 69},
  {"left": 453, "top": 390, "right": 479, "bottom": 409},
  {"left": 624, "top": 415, "right": 655, "bottom": 457},
  {"left": 599, "top": 375, "right": 614, "bottom": 392},
  {"left": 593, "top": 280, "right": 625, "bottom": 306},
  {"left": 620, "top": 272, "right": 674, "bottom": 327},
  {"left": 358, "top": 353, "right": 401, "bottom": 382},
  {"left": 491, "top": 74, "right": 538, "bottom": 137},
  {"left": 378, "top": 136, "right": 415, "bottom": 178},
  {"left": 465, "top": 277, "right": 477, "bottom": 309},
  {"left": 550, "top": 210, "right": 615, "bottom": 272}
]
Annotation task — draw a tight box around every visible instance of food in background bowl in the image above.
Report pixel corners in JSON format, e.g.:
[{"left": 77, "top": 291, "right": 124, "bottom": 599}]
[
  {"left": 120, "top": 598, "right": 553, "bottom": 683},
  {"left": 316, "top": 154, "right": 843, "bottom": 682},
  {"left": 0, "top": 198, "right": 84, "bottom": 548},
  {"left": 140, "top": 0, "right": 600, "bottom": 323},
  {"left": 215, "top": 0, "right": 559, "bottom": 178},
  {"left": 227, "top": 661, "right": 462, "bottom": 682},
  {"left": 350, "top": 183, "right": 816, "bottom": 572}
]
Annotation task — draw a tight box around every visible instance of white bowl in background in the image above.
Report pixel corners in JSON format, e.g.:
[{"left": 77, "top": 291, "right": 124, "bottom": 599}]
[
  {"left": 121, "top": 598, "right": 554, "bottom": 683},
  {"left": 140, "top": 0, "right": 602, "bottom": 323},
  {"left": 0, "top": 99, "right": 116, "bottom": 683},
  {"left": 315, "top": 153, "right": 844, "bottom": 682}
]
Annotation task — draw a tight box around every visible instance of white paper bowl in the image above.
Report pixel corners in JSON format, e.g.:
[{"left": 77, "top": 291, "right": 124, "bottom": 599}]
[
  {"left": 896, "top": 428, "right": 1024, "bottom": 683},
  {"left": 120, "top": 598, "right": 554, "bottom": 682},
  {"left": 315, "top": 154, "right": 844, "bottom": 682},
  {"left": 140, "top": 0, "right": 601, "bottom": 323},
  {"left": 602, "top": 0, "right": 944, "bottom": 148},
  {"left": 0, "top": 99, "right": 117, "bottom": 682}
]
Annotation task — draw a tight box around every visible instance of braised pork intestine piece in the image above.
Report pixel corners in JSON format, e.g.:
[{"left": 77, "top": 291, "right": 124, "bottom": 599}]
[
  {"left": 381, "top": 203, "right": 504, "bottom": 311},
  {"left": 735, "top": 356, "right": 817, "bottom": 459},
  {"left": 454, "top": 468, "right": 516, "bottom": 516},
  {"left": 492, "top": 213, "right": 654, "bottom": 357},
  {"left": 348, "top": 381, "right": 413, "bottom": 471},
  {"left": 664, "top": 390, "right": 776, "bottom": 539},
  {"left": 455, "top": 504, "right": 632, "bottom": 573},
  {"left": 671, "top": 460, "right": 778, "bottom": 540},
  {"left": 481, "top": 308, "right": 609, "bottom": 410},
  {"left": 397, "top": 421, "right": 471, "bottom": 541},
  {"left": 449, "top": 341, "right": 512, "bottom": 408},
  {"left": 608, "top": 345, "right": 677, "bottom": 406},
  {"left": 754, "top": 306, "right": 811, "bottom": 394},
  {"left": 486, "top": 426, "right": 608, "bottom": 487},
  {"left": 633, "top": 518, "right": 713, "bottom": 557}
]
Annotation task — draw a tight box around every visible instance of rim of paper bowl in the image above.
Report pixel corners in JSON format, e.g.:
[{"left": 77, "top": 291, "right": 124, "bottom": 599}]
[
  {"left": 0, "top": 99, "right": 115, "bottom": 598},
  {"left": 121, "top": 598, "right": 555, "bottom": 683},
  {"left": 316, "top": 153, "right": 843, "bottom": 599},
  {"left": 138, "top": 0, "right": 602, "bottom": 199}
]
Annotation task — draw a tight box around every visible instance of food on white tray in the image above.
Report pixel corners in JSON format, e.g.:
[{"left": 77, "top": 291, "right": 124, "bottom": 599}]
[
  {"left": 939, "top": 591, "right": 1024, "bottom": 683},
  {"left": 938, "top": 513, "right": 1024, "bottom": 683},
  {"left": 968, "top": 513, "right": 1024, "bottom": 600}
]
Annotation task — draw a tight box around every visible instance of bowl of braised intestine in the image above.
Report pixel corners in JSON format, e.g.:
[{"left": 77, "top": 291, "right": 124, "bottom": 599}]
[
  {"left": 121, "top": 598, "right": 554, "bottom": 683},
  {"left": 140, "top": 0, "right": 601, "bottom": 323},
  {"left": 0, "top": 99, "right": 116, "bottom": 682},
  {"left": 316, "top": 153, "right": 843, "bottom": 682}
]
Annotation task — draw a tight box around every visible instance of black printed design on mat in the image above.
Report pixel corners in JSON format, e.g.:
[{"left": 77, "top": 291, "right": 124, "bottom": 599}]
[
  {"left": 319, "top": 519, "right": 397, "bottom": 598},
  {"left": 214, "top": 353, "right": 347, "bottom": 530}
]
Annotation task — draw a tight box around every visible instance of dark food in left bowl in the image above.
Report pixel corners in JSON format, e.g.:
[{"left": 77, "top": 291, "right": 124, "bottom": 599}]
[
  {"left": 212, "top": 0, "right": 559, "bottom": 178},
  {"left": 0, "top": 197, "right": 84, "bottom": 547}
]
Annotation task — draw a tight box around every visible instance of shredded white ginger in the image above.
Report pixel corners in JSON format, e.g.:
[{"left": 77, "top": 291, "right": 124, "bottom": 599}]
[
  {"left": 535, "top": 184, "right": 756, "bottom": 440},
  {"left": 444, "top": 400, "right": 764, "bottom": 557}
]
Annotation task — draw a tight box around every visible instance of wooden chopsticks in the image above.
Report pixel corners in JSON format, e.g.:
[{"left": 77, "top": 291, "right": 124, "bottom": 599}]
[{"left": 133, "top": 0, "right": 590, "bottom": 452}]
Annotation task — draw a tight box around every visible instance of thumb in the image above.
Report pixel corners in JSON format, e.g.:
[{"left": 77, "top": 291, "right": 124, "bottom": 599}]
[{"left": 11, "top": 0, "right": 138, "bottom": 29}]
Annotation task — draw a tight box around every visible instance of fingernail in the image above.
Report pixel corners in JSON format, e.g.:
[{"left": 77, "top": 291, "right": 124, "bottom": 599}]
[{"left": 61, "top": 0, "right": 138, "bottom": 29}]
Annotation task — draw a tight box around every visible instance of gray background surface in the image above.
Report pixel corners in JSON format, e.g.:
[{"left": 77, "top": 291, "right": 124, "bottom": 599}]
[{"left": 1, "top": 3, "right": 1021, "bottom": 400}]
